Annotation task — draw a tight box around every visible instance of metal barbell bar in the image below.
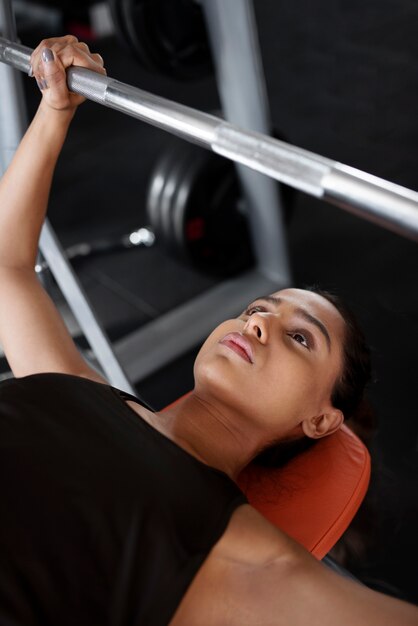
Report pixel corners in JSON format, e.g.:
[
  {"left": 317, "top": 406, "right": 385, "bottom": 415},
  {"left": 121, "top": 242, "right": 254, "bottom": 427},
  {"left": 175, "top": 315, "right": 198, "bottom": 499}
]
[{"left": 1, "top": 36, "right": 418, "bottom": 242}]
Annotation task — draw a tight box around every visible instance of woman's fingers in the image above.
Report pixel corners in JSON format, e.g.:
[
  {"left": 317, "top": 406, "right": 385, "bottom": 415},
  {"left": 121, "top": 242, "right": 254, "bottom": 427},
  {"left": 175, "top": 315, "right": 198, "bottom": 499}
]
[
  {"left": 91, "top": 53, "right": 105, "bottom": 67},
  {"left": 49, "top": 44, "right": 107, "bottom": 74},
  {"left": 29, "top": 34, "right": 78, "bottom": 71}
]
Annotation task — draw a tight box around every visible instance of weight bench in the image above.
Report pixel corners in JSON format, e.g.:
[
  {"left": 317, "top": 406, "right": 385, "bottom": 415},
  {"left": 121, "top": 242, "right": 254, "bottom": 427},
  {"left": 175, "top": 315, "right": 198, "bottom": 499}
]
[{"left": 238, "top": 424, "right": 370, "bottom": 560}]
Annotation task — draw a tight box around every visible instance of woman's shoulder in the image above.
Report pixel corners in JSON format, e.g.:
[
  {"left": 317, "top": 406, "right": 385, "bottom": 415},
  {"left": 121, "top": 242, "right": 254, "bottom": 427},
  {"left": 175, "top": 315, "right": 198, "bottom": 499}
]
[{"left": 0, "top": 371, "right": 114, "bottom": 416}]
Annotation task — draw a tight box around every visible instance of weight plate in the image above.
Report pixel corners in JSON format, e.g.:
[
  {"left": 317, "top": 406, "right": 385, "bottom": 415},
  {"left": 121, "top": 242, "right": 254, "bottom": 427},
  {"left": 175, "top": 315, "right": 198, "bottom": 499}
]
[{"left": 147, "top": 139, "right": 254, "bottom": 276}]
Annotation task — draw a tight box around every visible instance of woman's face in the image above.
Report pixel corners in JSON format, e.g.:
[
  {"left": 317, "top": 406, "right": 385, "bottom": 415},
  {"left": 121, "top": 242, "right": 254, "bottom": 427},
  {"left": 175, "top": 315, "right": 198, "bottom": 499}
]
[{"left": 193, "top": 288, "right": 346, "bottom": 442}]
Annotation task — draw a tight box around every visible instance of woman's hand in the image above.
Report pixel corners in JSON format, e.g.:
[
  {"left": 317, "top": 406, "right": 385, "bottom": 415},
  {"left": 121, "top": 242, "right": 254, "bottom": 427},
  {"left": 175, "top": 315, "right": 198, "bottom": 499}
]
[{"left": 29, "top": 35, "right": 106, "bottom": 113}]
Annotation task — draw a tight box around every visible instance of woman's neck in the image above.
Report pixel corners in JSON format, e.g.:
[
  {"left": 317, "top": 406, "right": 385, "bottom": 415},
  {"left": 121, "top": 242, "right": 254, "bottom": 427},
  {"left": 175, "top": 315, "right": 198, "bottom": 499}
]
[{"left": 153, "top": 392, "right": 264, "bottom": 479}]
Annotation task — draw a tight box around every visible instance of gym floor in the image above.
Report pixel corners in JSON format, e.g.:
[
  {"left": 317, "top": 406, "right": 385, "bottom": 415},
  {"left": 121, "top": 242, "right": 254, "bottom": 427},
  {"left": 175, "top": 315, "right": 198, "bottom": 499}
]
[{"left": 5, "top": 0, "right": 418, "bottom": 605}]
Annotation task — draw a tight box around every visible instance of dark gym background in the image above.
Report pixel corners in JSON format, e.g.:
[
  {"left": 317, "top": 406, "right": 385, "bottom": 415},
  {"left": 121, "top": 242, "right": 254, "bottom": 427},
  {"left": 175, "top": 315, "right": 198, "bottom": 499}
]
[{"left": 4, "top": 0, "right": 418, "bottom": 605}]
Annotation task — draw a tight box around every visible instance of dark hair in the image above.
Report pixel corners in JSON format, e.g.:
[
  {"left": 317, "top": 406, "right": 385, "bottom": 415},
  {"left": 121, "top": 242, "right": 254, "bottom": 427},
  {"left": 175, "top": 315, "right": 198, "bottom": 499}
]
[
  {"left": 308, "top": 286, "right": 372, "bottom": 419},
  {"left": 254, "top": 286, "right": 373, "bottom": 468}
]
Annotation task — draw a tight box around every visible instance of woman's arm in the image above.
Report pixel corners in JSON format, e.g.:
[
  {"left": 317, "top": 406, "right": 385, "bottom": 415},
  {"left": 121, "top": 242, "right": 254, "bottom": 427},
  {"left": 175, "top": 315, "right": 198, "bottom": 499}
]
[{"left": 0, "top": 36, "right": 107, "bottom": 381}]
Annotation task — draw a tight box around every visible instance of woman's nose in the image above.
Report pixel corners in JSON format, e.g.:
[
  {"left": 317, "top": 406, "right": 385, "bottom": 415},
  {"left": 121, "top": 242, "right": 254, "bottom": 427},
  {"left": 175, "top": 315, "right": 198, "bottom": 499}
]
[{"left": 243, "top": 313, "right": 269, "bottom": 343}]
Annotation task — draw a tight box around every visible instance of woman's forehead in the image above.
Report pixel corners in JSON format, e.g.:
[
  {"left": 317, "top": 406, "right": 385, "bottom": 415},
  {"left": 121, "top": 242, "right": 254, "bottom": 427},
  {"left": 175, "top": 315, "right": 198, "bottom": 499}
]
[
  {"left": 270, "top": 287, "right": 329, "bottom": 306},
  {"left": 267, "top": 288, "right": 346, "bottom": 331}
]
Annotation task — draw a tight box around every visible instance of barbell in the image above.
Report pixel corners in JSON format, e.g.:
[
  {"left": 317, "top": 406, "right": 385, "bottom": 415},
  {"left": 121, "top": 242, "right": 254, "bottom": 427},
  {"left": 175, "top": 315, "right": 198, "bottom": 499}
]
[{"left": 1, "top": 36, "right": 418, "bottom": 242}]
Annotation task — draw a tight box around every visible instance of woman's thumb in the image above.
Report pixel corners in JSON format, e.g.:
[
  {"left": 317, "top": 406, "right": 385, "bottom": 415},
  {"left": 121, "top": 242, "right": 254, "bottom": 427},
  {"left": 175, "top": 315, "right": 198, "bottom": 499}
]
[{"left": 41, "top": 47, "right": 66, "bottom": 92}]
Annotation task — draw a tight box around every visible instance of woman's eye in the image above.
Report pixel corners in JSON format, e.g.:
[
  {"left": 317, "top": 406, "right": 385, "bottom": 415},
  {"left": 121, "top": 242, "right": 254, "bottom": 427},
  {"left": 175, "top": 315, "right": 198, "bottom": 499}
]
[
  {"left": 289, "top": 332, "right": 310, "bottom": 349},
  {"left": 245, "top": 305, "right": 265, "bottom": 316}
]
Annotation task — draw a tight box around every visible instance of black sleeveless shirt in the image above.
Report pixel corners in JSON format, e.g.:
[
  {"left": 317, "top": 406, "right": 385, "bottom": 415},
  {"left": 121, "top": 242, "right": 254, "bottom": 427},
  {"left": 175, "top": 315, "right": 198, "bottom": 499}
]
[{"left": 0, "top": 373, "right": 247, "bottom": 625}]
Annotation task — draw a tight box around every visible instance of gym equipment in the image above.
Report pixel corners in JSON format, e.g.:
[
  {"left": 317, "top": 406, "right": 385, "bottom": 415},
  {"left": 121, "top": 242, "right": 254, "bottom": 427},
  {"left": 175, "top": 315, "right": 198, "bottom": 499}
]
[
  {"left": 147, "top": 138, "right": 254, "bottom": 276},
  {"left": 108, "top": 0, "right": 213, "bottom": 81},
  {"left": 1, "top": 39, "right": 418, "bottom": 242},
  {"left": 240, "top": 423, "right": 371, "bottom": 559},
  {"left": 33, "top": 227, "right": 155, "bottom": 274}
]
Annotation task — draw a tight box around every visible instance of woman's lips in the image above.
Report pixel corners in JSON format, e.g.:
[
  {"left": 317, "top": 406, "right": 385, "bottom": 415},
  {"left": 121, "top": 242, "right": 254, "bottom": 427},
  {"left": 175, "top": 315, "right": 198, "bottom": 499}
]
[{"left": 219, "top": 333, "right": 254, "bottom": 363}]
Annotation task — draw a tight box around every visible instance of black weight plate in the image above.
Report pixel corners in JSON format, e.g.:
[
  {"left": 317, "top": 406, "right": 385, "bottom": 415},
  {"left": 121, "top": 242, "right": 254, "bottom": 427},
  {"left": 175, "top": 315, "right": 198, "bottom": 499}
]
[
  {"left": 164, "top": 146, "right": 214, "bottom": 256},
  {"left": 147, "top": 142, "right": 204, "bottom": 250},
  {"left": 116, "top": 0, "right": 213, "bottom": 81},
  {"left": 175, "top": 155, "right": 253, "bottom": 276},
  {"left": 147, "top": 139, "right": 254, "bottom": 277}
]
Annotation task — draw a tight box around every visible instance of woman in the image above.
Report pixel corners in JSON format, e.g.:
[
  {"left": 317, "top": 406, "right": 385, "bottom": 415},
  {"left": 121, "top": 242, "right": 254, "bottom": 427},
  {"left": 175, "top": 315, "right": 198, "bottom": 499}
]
[{"left": 0, "top": 36, "right": 416, "bottom": 625}]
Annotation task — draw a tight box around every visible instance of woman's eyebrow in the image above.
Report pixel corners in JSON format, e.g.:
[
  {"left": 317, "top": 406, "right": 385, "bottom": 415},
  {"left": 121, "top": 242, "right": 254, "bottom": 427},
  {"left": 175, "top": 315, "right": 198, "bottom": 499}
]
[
  {"left": 294, "top": 308, "right": 331, "bottom": 352},
  {"left": 254, "top": 295, "right": 331, "bottom": 351}
]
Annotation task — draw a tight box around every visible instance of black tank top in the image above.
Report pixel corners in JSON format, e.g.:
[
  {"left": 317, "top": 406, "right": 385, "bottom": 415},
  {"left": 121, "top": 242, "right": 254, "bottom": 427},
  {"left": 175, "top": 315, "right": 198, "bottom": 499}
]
[{"left": 0, "top": 373, "right": 247, "bottom": 625}]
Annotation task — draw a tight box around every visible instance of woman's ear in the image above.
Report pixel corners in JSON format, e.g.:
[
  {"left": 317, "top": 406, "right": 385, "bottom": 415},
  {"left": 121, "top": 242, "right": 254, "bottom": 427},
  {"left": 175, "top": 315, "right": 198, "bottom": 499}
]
[{"left": 301, "top": 408, "right": 344, "bottom": 439}]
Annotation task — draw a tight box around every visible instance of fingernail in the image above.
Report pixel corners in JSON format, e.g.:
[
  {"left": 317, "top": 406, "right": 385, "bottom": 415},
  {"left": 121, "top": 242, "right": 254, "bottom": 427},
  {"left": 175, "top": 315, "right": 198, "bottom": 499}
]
[
  {"left": 28, "top": 64, "right": 33, "bottom": 77},
  {"left": 36, "top": 78, "right": 43, "bottom": 91},
  {"left": 41, "top": 78, "right": 49, "bottom": 89},
  {"left": 42, "top": 48, "right": 54, "bottom": 63}
]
